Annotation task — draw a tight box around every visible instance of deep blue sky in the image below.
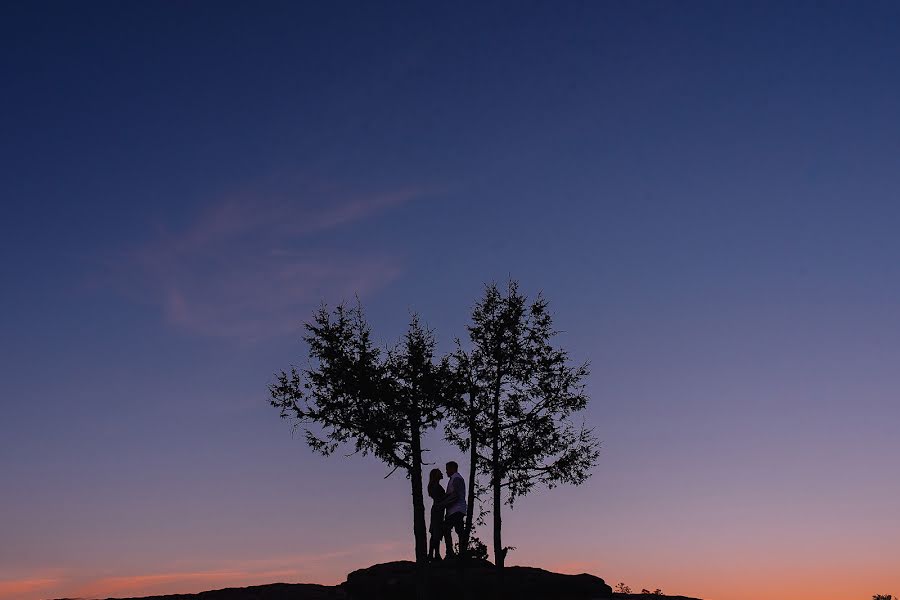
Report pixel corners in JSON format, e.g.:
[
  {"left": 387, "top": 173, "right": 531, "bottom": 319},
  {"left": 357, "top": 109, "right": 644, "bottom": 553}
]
[{"left": 2, "top": 3, "right": 899, "bottom": 599}]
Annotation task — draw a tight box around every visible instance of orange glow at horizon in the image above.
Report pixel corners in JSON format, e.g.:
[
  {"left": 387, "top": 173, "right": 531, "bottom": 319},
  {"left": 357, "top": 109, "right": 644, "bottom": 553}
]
[
  {"left": 4, "top": 549, "right": 897, "bottom": 600},
  {"left": 0, "top": 578, "right": 60, "bottom": 599}
]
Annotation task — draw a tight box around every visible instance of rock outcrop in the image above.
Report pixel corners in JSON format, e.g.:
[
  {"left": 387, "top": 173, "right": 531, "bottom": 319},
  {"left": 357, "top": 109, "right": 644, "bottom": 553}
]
[
  {"left": 52, "top": 582, "right": 342, "bottom": 600},
  {"left": 49, "top": 561, "right": 706, "bottom": 600},
  {"left": 342, "top": 559, "right": 613, "bottom": 599}
]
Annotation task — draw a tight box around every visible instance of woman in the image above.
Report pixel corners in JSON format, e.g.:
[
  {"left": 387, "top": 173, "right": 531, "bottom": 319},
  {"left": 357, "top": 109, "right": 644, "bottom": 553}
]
[{"left": 427, "top": 468, "right": 446, "bottom": 561}]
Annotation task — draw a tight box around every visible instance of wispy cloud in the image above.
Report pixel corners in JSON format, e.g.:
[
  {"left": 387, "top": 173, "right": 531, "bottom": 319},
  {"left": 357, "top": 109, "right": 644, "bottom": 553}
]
[
  {"left": 114, "top": 182, "right": 425, "bottom": 340},
  {"left": 1, "top": 541, "right": 407, "bottom": 600},
  {"left": 0, "top": 577, "right": 60, "bottom": 599},
  {"left": 70, "top": 569, "right": 296, "bottom": 599}
]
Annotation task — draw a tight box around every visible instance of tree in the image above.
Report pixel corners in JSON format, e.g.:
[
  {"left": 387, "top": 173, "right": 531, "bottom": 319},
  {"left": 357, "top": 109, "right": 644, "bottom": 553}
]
[
  {"left": 268, "top": 304, "right": 446, "bottom": 590},
  {"left": 443, "top": 342, "right": 487, "bottom": 558},
  {"left": 447, "top": 281, "right": 600, "bottom": 575},
  {"left": 615, "top": 583, "right": 632, "bottom": 594}
]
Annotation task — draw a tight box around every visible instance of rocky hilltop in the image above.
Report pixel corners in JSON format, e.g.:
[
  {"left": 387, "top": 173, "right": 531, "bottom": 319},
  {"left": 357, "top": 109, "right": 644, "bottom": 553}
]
[
  {"left": 51, "top": 561, "right": 701, "bottom": 600},
  {"left": 344, "top": 559, "right": 612, "bottom": 599}
]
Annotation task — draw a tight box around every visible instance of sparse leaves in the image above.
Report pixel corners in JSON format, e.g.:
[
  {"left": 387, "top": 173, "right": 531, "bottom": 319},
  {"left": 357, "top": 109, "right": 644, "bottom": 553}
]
[
  {"left": 615, "top": 582, "right": 632, "bottom": 594},
  {"left": 269, "top": 303, "right": 447, "bottom": 568},
  {"left": 444, "top": 280, "right": 601, "bottom": 568},
  {"left": 270, "top": 281, "right": 601, "bottom": 576}
]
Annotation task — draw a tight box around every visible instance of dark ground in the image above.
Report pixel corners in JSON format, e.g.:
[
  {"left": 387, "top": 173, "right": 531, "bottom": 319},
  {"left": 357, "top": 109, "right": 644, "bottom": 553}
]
[{"left": 51, "top": 561, "right": 702, "bottom": 600}]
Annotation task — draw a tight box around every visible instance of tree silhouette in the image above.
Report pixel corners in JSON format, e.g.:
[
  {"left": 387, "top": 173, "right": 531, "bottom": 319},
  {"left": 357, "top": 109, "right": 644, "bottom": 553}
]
[
  {"left": 269, "top": 303, "right": 447, "bottom": 592},
  {"left": 446, "top": 281, "right": 600, "bottom": 576},
  {"left": 443, "top": 342, "right": 487, "bottom": 558}
]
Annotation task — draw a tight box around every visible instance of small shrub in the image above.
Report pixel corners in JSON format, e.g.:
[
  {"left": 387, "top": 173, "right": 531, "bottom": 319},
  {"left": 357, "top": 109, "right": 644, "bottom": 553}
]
[
  {"left": 465, "top": 535, "right": 489, "bottom": 561},
  {"left": 872, "top": 595, "right": 894, "bottom": 600},
  {"left": 615, "top": 582, "right": 632, "bottom": 594}
]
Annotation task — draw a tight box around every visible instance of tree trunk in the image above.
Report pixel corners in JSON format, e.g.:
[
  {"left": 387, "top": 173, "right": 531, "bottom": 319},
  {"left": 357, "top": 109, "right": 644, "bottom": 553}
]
[
  {"left": 492, "top": 438, "right": 502, "bottom": 569},
  {"left": 492, "top": 429, "right": 504, "bottom": 600},
  {"left": 409, "top": 411, "right": 428, "bottom": 600},
  {"left": 491, "top": 384, "right": 506, "bottom": 600},
  {"left": 410, "top": 456, "right": 427, "bottom": 563},
  {"left": 463, "top": 389, "right": 478, "bottom": 557}
]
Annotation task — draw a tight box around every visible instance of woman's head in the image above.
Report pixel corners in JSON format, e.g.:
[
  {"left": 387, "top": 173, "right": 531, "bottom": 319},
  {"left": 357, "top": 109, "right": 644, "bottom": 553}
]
[{"left": 429, "top": 468, "right": 443, "bottom": 484}]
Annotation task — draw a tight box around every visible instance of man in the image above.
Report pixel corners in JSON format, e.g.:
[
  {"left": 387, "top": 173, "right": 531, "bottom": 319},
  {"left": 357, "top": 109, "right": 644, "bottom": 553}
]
[{"left": 440, "top": 460, "right": 467, "bottom": 557}]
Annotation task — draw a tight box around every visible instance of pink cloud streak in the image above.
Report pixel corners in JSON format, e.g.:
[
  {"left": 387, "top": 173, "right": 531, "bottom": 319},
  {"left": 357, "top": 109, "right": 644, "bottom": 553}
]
[
  {"left": 0, "top": 577, "right": 60, "bottom": 599},
  {"left": 0, "top": 542, "right": 407, "bottom": 600}
]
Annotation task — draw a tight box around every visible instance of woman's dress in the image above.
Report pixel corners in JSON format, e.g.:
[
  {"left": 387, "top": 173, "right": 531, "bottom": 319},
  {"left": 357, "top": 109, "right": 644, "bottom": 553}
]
[{"left": 428, "top": 482, "right": 446, "bottom": 534}]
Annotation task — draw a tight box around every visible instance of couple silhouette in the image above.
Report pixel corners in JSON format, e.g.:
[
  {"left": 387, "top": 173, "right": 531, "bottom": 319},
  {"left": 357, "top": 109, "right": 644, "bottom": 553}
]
[{"left": 427, "top": 460, "right": 467, "bottom": 561}]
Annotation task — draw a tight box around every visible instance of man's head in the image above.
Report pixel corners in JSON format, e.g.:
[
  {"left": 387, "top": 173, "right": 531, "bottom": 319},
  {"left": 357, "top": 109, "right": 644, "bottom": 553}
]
[{"left": 446, "top": 461, "right": 458, "bottom": 476}]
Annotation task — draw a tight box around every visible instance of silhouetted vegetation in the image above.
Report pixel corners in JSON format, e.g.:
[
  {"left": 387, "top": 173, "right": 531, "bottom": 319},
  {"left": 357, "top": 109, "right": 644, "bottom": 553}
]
[
  {"left": 269, "top": 281, "right": 600, "bottom": 593},
  {"left": 445, "top": 281, "right": 600, "bottom": 572},
  {"left": 616, "top": 583, "right": 632, "bottom": 594},
  {"left": 444, "top": 342, "right": 487, "bottom": 557},
  {"left": 873, "top": 595, "right": 895, "bottom": 600},
  {"left": 269, "top": 305, "right": 449, "bottom": 599},
  {"left": 465, "top": 534, "right": 490, "bottom": 561}
]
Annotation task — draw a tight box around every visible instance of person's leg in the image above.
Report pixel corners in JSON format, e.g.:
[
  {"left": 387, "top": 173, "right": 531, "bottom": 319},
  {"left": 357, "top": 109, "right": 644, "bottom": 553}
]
[
  {"left": 449, "top": 512, "right": 465, "bottom": 556},
  {"left": 452, "top": 513, "right": 465, "bottom": 553},
  {"left": 444, "top": 512, "right": 464, "bottom": 558},
  {"left": 429, "top": 531, "right": 441, "bottom": 560},
  {"left": 435, "top": 534, "right": 442, "bottom": 559},
  {"left": 443, "top": 515, "right": 456, "bottom": 557}
]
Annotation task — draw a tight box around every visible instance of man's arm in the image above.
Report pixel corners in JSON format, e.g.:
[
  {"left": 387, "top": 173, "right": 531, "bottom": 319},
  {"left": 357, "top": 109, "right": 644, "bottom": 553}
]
[{"left": 438, "top": 477, "right": 460, "bottom": 507}]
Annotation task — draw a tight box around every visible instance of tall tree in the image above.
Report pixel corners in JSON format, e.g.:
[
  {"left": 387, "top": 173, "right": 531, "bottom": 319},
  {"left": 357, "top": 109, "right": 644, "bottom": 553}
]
[
  {"left": 444, "top": 343, "right": 486, "bottom": 558},
  {"left": 268, "top": 304, "right": 446, "bottom": 581},
  {"left": 449, "top": 281, "right": 600, "bottom": 575}
]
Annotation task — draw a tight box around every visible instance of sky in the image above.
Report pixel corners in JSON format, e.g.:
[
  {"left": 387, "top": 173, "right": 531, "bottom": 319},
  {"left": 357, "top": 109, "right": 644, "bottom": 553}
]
[{"left": 1, "top": 2, "right": 899, "bottom": 599}]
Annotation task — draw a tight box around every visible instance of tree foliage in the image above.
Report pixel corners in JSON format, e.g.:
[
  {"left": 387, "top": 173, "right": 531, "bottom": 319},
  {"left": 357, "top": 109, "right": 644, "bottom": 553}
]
[
  {"left": 269, "top": 303, "right": 447, "bottom": 573},
  {"left": 446, "top": 281, "right": 600, "bottom": 569},
  {"left": 270, "top": 281, "right": 600, "bottom": 586},
  {"left": 443, "top": 342, "right": 490, "bottom": 556}
]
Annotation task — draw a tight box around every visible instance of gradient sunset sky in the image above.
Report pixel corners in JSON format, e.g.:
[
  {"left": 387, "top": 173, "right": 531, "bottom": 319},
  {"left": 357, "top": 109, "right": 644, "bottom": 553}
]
[{"left": 2, "top": 2, "right": 899, "bottom": 600}]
